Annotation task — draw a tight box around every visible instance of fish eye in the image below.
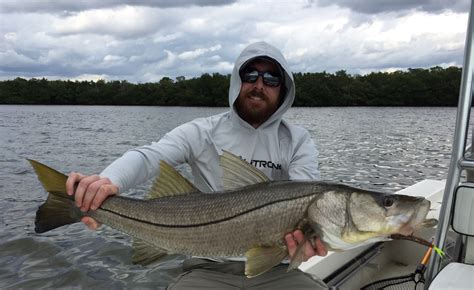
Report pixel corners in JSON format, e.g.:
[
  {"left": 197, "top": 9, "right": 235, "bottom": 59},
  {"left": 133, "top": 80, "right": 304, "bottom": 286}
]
[{"left": 383, "top": 197, "right": 394, "bottom": 208}]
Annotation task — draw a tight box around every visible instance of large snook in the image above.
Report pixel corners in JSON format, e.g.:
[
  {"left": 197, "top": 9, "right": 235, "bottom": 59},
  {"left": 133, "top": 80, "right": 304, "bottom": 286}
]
[{"left": 29, "top": 151, "right": 437, "bottom": 278}]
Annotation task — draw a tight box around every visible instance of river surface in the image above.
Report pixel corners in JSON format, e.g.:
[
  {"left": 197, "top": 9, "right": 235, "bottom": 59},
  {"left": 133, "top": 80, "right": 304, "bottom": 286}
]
[{"left": 0, "top": 105, "right": 458, "bottom": 288}]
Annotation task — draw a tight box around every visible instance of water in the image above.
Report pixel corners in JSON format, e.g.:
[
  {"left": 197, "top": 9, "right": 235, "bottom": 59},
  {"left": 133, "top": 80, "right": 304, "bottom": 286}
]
[{"left": 0, "top": 105, "right": 457, "bottom": 288}]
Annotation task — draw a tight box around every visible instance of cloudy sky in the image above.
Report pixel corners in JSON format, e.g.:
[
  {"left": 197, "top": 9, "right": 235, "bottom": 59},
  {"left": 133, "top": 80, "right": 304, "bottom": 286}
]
[{"left": 0, "top": 0, "right": 470, "bottom": 83}]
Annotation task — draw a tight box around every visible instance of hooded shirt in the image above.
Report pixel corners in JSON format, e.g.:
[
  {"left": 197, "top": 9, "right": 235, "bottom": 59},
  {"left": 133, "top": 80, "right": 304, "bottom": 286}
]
[{"left": 101, "top": 41, "right": 320, "bottom": 193}]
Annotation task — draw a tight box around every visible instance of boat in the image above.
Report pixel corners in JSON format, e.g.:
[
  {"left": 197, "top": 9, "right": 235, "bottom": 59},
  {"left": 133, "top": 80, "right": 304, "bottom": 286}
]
[{"left": 300, "top": 1, "right": 474, "bottom": 289}]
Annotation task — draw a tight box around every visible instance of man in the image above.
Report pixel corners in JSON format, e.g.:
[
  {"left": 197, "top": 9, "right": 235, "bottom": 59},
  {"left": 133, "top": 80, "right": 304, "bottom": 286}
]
[{"left": 66, "top": 41, "right": 328, "bottom": 289}]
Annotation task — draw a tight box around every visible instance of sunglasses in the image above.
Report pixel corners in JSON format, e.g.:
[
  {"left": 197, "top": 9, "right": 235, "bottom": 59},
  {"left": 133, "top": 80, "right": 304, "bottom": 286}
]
[{"left": 241, "top": 70, "right": 282, "bottom": 87}]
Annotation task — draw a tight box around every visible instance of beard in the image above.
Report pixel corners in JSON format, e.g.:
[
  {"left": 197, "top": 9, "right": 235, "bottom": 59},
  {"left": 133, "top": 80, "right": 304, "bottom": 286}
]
[{"left": 234, "top": 89, "right": 280, "bottom": 128}]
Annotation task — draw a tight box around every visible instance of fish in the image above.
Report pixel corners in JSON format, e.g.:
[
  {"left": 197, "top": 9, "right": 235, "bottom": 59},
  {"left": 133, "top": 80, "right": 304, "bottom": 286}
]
[{"left": 29, "top": 151, "right": 437, "bottom": 278}]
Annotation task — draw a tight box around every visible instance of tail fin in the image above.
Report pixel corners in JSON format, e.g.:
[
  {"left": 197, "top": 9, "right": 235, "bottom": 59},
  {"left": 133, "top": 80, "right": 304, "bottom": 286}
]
[{"left": 28, "top": 159, "right": 83, "bottom": 233}]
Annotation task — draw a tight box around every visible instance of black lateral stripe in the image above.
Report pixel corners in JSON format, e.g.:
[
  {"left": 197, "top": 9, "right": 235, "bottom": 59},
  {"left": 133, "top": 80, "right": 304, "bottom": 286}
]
[{"left": 99, "top": 192, "right": 316, "bottom": 228}]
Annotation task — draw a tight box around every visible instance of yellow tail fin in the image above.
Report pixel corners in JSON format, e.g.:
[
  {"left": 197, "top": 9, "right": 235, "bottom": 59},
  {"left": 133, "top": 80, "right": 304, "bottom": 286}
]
[{"left": 28, "top": 159, "right": 82, "bottom": 233}]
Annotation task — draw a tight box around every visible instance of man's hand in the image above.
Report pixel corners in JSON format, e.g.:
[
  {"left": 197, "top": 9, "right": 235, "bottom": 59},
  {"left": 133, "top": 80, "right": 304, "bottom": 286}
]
[
  {"left": 285, "top": 230, "right": 328, "bottom": 261},
  {"left": 66, "top": 172, "right": 119, "bottom": 230},
  {"left": 81, "top": 216, "right": 101, "bottom": 230}
]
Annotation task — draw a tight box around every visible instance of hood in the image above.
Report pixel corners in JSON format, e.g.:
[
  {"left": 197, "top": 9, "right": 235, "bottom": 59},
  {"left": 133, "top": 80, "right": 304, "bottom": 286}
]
[{"left": 229, "top": 41, "right": 295, "bottom": 129}]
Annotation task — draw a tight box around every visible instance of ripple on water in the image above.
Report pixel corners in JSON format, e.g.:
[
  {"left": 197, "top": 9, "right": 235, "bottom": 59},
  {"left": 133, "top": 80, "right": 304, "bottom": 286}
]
[{"left": 0, "top": 237, "right": 72, "bottom": 288}]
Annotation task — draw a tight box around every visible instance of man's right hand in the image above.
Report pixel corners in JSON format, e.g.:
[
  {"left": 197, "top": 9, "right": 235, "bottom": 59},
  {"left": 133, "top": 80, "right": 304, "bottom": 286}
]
[{"left": 66, "top": 172, "right": 119, "bottom": 230}]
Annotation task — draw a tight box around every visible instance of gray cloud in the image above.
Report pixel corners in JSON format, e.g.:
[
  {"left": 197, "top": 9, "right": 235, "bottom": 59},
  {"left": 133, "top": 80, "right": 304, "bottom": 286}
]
[
  {"left": 0, "top": 0, "right": 236, "bottom": 14},
  {"left": 317, "top": 0, "right": 470, "bottom": 14},
  {"left": 0, "top": 0, "right": 469, "bottom": 82}
]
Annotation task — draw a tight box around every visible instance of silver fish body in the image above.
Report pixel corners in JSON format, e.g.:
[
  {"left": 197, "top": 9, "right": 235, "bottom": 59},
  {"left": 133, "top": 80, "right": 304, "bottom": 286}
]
[
  {"left": 92, "top": 181, "right": 429, "bottom": 256},
  {"left": 29, "top": 152, "right": 435, "bottom": 277}
]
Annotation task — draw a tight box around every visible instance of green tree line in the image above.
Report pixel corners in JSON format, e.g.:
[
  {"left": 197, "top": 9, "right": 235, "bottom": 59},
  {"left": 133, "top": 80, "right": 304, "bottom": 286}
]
[{"left": 0, "top": 66, "right": 461, "bottom": 106}]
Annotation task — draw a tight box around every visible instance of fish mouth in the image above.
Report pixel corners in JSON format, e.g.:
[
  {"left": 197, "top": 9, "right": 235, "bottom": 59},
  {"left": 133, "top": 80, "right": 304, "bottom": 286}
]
[
  {"left": 418, "top": 218, "right": 438, "bottom": 228},
  {"left": 398, "top": 224, "right": 415, "bottom": 236},
  {"left": 401, "top": 199, "right": 435, "bottom": 235},
  {"left": 410, "top": 199, "right": 430, "bottom": 223}
]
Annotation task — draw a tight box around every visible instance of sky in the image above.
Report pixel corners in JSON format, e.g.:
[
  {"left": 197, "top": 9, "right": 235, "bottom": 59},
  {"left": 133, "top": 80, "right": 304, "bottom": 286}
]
[{"left": 0, "top": 0, "right": 471, "bottom": 83}]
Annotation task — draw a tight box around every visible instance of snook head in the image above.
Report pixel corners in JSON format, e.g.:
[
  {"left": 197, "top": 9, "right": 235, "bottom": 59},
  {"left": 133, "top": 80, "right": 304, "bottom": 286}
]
[{"left": 307, "top": 187, "right": 434, "bottom": 251}]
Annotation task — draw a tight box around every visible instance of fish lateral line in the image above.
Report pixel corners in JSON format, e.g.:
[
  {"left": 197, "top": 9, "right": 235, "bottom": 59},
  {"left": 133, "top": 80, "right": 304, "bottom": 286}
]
[{"left": 98, "top": 193, "right": 317, "bottom": 228}]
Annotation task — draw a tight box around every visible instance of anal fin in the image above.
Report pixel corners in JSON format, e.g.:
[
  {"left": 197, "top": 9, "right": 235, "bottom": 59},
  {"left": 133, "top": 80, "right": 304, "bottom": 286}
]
[{"left": 132, "top": 239, "right": 168, "bottom": 266}]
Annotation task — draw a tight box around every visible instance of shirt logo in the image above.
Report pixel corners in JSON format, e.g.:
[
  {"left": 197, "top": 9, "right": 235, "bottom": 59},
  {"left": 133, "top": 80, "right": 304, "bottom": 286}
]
[{"left": 239, "top": 156, "right": 282, "bottom": 170}]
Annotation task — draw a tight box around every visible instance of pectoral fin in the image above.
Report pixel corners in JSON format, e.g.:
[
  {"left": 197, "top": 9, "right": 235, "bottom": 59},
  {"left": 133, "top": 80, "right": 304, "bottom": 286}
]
[
  {"left": 288, "top": 241, "right": 307, "bottom": 271},
  {"left": 287, "top": 226, "right": 316, "bottom": 272},
  {"left": 132, "top": 239, "right": 168, "bottom": 266},
  {"left": 245, "top": 245, "right": 288, "bottom": 278}
]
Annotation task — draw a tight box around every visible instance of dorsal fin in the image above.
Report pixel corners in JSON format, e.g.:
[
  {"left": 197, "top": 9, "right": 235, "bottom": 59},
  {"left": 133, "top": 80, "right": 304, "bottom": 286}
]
[
  {"left": 148, "top": 160, "right": 197, "bottom": 199},
  {"left": 220, "top": 150, "right": 270, "bottom": 191}
]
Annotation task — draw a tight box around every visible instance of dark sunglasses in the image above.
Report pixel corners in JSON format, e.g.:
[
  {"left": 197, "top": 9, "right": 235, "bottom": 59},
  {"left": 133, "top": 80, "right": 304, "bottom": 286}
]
[{"left": 241, "top": 70, "right": 282, "bottom": 87}]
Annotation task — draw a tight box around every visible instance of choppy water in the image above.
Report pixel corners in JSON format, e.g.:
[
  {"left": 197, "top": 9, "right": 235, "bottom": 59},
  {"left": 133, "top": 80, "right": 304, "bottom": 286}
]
[{"left": 0, "top": 105, "right": 457, "bottom": 288}]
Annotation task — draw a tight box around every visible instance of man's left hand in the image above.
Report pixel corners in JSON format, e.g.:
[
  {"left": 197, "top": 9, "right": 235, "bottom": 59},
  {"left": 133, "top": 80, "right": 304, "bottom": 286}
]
[{"left": 285, "top": 230, "right": 328, "bottom": 261}]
